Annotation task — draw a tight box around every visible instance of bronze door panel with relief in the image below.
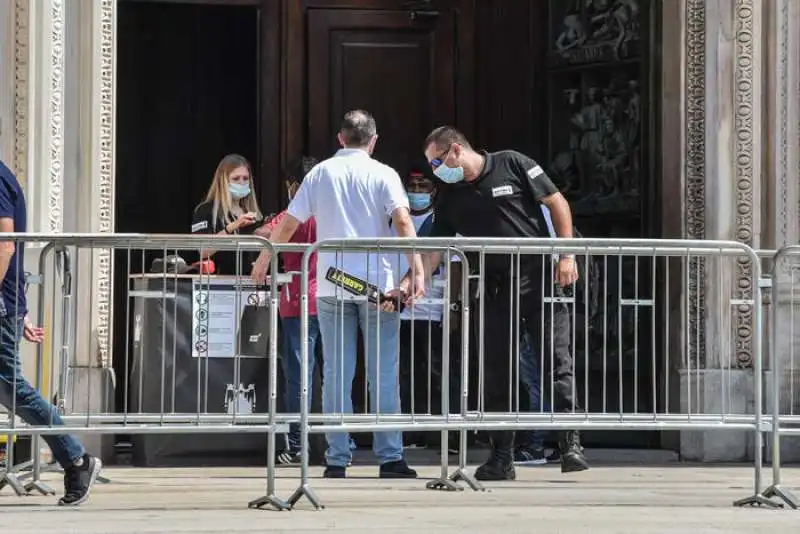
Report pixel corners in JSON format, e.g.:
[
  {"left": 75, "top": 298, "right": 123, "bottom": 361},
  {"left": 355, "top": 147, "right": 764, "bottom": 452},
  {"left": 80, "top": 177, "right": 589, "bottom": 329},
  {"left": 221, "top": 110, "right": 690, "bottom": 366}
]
[
  {"left": 545, "top": 0, "right": 658, "bottom": 448},
  {"left": 306, "top": 8, "right": 456, "bottom": 175}
]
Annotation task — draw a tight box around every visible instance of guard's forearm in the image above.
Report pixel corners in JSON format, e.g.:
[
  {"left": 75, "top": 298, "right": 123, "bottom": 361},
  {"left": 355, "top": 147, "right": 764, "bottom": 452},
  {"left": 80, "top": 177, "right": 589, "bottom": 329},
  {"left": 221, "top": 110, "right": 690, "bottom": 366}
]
[{"left": 550, "top": 201, "right": 573, "bottom": 239}]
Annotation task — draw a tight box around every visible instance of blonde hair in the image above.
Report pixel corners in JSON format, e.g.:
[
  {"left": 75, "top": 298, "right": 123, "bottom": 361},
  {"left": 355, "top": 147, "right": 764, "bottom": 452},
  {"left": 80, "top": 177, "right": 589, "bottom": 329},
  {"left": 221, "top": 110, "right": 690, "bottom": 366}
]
[{"left": 203, "top": 154, "right": 262, "bottom": 227}]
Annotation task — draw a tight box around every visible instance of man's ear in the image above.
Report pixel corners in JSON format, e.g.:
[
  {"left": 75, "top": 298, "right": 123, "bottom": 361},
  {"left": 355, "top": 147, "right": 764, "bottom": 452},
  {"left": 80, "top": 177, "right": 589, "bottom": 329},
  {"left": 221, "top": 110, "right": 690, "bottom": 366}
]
[
  {"left": 337, "top": 132, "right": 346, "bottom": 148},
  {"left": 367, "top": 135, "right": 378, "bottom": 155}
]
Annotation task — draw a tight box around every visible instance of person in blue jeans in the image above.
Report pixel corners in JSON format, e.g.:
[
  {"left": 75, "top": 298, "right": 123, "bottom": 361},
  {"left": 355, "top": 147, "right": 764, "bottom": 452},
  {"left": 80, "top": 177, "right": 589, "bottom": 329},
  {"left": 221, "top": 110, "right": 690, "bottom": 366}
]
[
  {"left": 514, "top": 327, "right": 561, "bottom": 465},
  {"left": 251, "top": 110, "right": 424, "bottom": 478},
  {"left": 257, "top": 156, "right": 324, "bottom": 465},
  {"left": 0, "top": 160, "right": 102, "bottom": 505}
]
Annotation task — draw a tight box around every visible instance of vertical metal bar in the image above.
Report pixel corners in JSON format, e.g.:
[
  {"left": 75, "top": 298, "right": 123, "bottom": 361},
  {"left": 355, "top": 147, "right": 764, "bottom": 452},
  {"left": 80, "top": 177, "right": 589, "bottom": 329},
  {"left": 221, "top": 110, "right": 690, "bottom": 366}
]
[
  {"left": 478, "top": 251, "right": 486, "bottom": 414},
  {"left": 584, "top": 249, "right": 589, "bottom": 415},
  {"left": 459, "top": 249, "right": 470, "bottom": 468},
  {"left": 751, "top": 249, "right": 764, "bottom": 495},
  {"left": 771, "top": 252, "right": 783, "bottom": 486},
  {"left": 634, "top": 254, "right": 639, "bottom": 414},
  {"left": 684, "top": 256, "right": 691, "bottom": 417},
  {"left": 123, "top": 247, "right": 132, "bottom": 424},
  {"left": 664, "top": 256, "right": 670, "bottom": 414},
  {"left": 510, "top": 252, "right": 517, "bottom": 416},
  {"left": 617, "top": 252, "right": 623, "bottom": 414},
  {"left": 299, "top": 246, "right": 312, "bottom": 486},
  {"left": 266, "top": 246, "right": 280, "bottom": 495},
  {"left": 159, "top": 246, "right": 168, "bottom": 424},
  {"left": 651, "top": 253, "right": 657, "bottom": 416},
  {"left": 603, "top": 255, "right": 608, "bottom": 414},
  {"left": 440, "top": 248, "right": 452, "bottom": 479}
]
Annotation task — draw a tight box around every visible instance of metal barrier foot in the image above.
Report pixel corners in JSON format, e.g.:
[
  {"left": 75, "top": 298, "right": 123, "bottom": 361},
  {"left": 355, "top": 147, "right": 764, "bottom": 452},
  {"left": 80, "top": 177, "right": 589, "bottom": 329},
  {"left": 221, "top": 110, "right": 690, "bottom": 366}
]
[
  {"left": 0, "top": 472, "right": 28, "bottom": 496},
  {"left": 287, "top": 484, "right": 325, "bottom": 510},
  {"left": 449, "top": 468, "right": 486, "bottom": 492},
  {"left": 248, "top": 494, "right": 291, "bottom": 511},
  {"left": 761, "top": 485, "right": 800, "bottom": 509},
  {"left": 732, "top": 493, "right": 784, "bottom": 509},
  {"left": 24, "top": 479, "right": 55, "bottom": 496},
  {"left": 425, "top": 477, "right": 462, "bottom": 492}
]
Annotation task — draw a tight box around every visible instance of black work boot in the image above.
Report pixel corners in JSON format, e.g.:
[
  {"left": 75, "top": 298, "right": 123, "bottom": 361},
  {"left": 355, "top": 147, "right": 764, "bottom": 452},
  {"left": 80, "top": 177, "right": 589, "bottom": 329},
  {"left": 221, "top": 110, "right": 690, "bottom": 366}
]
[
  {"left": 559, "top": 430, "right": 590, "bottom": 473},
  {"left": 474, "top": 431, "right": 516, "bottom": 481}
]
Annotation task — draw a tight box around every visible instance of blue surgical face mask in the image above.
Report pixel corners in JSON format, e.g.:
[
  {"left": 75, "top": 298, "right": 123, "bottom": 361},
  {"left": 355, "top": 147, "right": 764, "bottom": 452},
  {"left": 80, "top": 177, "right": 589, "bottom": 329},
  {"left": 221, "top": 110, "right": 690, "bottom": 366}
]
[
  {"left": 433, "top": 164, "right": 465, "bottom": 184},
  {"left": 408, "top": 192, "right": 432, "bottom": 211},
  {"left": 229, "top": 183, "right": 250, "bottom": 200}
]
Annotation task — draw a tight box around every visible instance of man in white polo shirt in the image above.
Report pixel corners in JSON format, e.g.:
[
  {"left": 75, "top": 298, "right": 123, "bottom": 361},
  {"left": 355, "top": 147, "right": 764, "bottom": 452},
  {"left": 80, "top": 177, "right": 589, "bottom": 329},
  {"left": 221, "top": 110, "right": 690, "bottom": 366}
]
[{"left": 252, "top": 110, "right": 425, "bottom": 479}]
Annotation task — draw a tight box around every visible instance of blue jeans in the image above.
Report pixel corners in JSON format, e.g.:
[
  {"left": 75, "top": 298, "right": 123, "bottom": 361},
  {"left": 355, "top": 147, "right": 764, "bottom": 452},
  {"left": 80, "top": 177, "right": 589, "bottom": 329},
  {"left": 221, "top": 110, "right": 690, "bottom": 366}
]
[
  {"left": 317, "top": 297, "right": 403, "bottom": 467},
  {"left": 517, "top": 330, "right": 550, "bottom": 449},
  {"left": 0, "top": 315, "right": 84, "bottom": 468},
  {"left": 280, "top": 315, "right": 320, "bottom": 452}
]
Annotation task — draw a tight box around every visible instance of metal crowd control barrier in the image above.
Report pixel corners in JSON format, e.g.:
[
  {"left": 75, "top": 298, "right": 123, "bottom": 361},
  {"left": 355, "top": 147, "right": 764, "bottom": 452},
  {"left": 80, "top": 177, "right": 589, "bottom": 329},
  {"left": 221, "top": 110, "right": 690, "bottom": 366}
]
[
  {"left": 759, "top": 246, "right": 800, "bottom": 508},
  {"left": 0, "top": 233, "right": 289, "bottom": 504},
  {"left": 278, "top": 237, "right": 771, "bottom": 511}
]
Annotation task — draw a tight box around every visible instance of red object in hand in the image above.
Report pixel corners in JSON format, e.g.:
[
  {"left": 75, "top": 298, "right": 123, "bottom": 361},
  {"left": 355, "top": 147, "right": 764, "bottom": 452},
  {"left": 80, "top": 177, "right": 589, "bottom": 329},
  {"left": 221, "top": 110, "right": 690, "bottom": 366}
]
[{"left": 199, "top": 260, "right": 215, "bottom": 275}]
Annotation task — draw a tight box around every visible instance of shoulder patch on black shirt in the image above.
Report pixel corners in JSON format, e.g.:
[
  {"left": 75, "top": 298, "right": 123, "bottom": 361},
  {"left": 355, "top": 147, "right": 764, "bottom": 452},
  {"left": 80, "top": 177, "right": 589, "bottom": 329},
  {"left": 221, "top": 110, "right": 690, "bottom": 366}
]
[
  {"left": 527, "top": 165, "right": 544, "bottom": 180},
  {"left": 191, "top": 220, "right": 208, "bottom": 233}
]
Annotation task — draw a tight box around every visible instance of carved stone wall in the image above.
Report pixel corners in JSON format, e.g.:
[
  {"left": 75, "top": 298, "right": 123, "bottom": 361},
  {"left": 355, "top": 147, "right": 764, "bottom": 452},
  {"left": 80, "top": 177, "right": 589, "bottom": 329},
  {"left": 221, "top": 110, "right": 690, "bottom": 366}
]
[
  {"left": 691, "top": 0, "right": 763, "bottom": 370},
  {"left": 94, "top": 0, "right": 117, "bottom": 366},
  {"left": 731, "top": 0, "right": 759, "bottom": 369},
  {"left": 46, "top": 0, "right": 65, "bottom": 233},
  {"left": 13, "top": 0, "right": 29, "bottom": 187},
  {"left": 685, "top": 0, "right": 706, "bottom": 369}
]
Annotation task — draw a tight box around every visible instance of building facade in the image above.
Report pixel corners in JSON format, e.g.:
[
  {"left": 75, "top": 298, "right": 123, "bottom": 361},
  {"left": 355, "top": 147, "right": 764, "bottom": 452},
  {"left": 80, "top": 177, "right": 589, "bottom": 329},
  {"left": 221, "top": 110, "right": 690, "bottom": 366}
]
[{"left": 0, "top": 0, "right": 799, "bottom": 461}]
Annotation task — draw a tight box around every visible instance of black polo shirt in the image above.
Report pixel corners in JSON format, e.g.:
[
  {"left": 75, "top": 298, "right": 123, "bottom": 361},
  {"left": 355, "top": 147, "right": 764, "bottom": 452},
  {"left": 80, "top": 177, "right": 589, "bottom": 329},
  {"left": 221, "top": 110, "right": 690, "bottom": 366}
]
[
  {"left": 191, "top": 201, "right": 259, "bottom": 275},
  {"left": 430, "top": 150, "right": 560, "bottom": 278}
]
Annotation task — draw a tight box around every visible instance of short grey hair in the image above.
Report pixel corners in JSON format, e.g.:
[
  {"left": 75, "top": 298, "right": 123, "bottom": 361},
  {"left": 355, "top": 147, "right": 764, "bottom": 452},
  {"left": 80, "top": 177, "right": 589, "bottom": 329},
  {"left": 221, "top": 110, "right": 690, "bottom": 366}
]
[{"left": 340, "top": 109, "right": 377, "bottom": 147}]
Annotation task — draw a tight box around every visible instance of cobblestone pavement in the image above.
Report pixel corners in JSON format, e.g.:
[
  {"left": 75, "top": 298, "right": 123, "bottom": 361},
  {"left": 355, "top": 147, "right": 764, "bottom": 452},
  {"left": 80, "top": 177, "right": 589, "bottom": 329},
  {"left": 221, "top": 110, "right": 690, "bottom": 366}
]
[{"left": 1, "top": 463, "right": 798, "bottom": 533}]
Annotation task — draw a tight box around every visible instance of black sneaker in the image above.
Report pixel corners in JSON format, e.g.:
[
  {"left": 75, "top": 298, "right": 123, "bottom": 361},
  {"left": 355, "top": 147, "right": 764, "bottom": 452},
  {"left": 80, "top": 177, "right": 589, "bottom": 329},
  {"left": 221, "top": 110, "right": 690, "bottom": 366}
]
[
  {"left": 559, "top": 431, "right": 589, "bottom": 473},
  {"left": 276, "top": 450, "right": 300, "bottom": 466},
  {"left": 475, "top": 457, "right": 516, "bottom": 481},
  {"left": 323, "top": 465, "right": 347, "bottom": 478},
  {"left": 58, "top": 454, "right": 102, "bottom": 506},
  {"left": 546, "top": 449, "right": 561, "bottom": 463},
  {"left": 379, "top": 459, "right": 417, "bottom": 479},
  {"left": 513, "top": 446, "right": 547, "bottom": 466}
]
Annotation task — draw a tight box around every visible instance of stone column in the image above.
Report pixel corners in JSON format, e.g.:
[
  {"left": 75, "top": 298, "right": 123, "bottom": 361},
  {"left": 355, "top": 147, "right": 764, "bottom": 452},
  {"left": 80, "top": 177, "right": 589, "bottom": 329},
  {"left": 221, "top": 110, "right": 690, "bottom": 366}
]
[
  {"left": 60, "top": 0, "right": 117, "bottom": 460},
  {"left": 29, "top": 0, "right": 66, "bottom": 234},
  {"left": 764, "top": 0, "right": 800, "bottom": 249},
  {"left": 677, "top": 0, "right": 765, "bottom": 462},
  {"left": 763, "top": 0, "right": 800, "bottom": 462}
]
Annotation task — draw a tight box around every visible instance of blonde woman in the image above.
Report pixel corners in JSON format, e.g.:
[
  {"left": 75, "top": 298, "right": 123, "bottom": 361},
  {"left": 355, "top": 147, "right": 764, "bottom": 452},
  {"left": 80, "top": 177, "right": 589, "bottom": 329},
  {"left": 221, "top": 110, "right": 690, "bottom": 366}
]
[{"left": 191, "top": 154, "right": 263, "bottom": 275}]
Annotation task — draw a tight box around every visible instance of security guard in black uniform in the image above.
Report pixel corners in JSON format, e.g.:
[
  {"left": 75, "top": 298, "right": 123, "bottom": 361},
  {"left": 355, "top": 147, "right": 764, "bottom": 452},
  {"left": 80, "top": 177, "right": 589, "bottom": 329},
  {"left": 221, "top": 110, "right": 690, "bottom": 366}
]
[{"left": 398, "top": 126, "right": 589, "bottom": 480}]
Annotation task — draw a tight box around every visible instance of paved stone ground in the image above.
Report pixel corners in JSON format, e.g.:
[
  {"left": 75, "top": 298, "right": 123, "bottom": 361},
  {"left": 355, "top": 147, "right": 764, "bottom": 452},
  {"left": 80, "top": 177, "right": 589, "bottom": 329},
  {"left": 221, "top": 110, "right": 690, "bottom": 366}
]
[{"left": 2, "top": 458, "right": 799, "bottom": 533}]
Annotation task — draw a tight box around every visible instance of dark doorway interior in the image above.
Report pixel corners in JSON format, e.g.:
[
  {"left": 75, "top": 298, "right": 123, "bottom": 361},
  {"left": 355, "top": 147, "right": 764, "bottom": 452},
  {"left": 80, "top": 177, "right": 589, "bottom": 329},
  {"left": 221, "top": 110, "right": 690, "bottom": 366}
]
[{"left": 114, "top": 0, "right": 258, "bottom": 419}]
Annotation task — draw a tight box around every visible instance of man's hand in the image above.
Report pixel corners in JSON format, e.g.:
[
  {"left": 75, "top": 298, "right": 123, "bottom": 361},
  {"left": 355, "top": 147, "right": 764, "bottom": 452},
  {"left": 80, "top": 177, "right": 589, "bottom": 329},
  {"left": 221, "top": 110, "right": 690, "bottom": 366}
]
[
  {"left": 557, "top": 256, "right": 579, "bottom": 287},
  {"left": 251, "top": 251, "right": 272, "bottom": 284},
  {"left": 23, "top": 316, "right": 44, "bottom": 344}
]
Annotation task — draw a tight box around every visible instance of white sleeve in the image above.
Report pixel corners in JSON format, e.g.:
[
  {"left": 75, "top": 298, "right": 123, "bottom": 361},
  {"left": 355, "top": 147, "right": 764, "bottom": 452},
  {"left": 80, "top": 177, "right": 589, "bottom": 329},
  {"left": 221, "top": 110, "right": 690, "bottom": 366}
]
[
  {"left": 287, "top": 173, "right": 315, "bottom": 223},
  {"left": 383, "top": 169, "right": 409, "bottom": 217}
]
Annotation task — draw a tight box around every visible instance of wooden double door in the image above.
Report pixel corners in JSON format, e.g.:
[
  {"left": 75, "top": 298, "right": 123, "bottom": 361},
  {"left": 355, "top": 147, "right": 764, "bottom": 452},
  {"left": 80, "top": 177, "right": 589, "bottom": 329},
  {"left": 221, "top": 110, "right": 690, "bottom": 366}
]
[{"left": 286, "top": 0, "right": 474, "bottom": 178}]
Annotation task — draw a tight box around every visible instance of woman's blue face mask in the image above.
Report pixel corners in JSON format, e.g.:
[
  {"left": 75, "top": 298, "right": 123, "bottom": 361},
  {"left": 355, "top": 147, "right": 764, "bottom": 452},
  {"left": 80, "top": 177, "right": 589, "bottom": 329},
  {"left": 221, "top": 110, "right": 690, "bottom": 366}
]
[{"left": 229, "top": 182, "right": 250, "bottom": 200}]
